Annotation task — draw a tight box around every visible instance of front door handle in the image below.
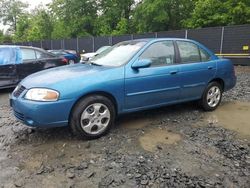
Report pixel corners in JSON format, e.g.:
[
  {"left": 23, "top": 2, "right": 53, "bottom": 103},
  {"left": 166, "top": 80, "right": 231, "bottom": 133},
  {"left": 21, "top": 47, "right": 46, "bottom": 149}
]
[{"left": 170, "top": 70, "right": 178, "bottom": 75}]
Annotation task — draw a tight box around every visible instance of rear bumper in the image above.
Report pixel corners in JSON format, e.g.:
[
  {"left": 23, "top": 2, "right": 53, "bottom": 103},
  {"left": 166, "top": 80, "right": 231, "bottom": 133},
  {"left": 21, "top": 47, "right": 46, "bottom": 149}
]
[
  {"left": 224, "top": 75, "right": 237, "bottom": 92},
  {"left": 10, "top": 93, "right": 75, "bottom": 128}
]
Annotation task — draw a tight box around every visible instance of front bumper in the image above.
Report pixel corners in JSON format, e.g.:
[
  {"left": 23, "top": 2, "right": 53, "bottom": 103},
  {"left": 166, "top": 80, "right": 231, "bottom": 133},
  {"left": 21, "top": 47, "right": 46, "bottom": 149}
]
[{"left": 10, "top": 91, "right": 76, "bottom": 128}]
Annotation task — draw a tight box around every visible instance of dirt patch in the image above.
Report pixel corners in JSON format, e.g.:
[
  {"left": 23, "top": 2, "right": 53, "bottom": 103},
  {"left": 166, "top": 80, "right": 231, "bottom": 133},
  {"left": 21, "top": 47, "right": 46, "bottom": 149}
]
[
  {"left": 206, "top": 101, "right": 250, "bottom": 137},
  {"left": 139, "top": 129, "right": 181, "bottom": 152},
  {"left": 119, "top": 116, "right": 150, "bottom": 129}
]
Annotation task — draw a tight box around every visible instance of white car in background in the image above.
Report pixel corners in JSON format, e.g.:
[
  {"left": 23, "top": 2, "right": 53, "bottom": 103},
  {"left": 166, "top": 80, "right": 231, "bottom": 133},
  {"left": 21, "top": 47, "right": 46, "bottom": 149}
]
[{"left": 80, "top": 46, "right": 111, "bottom": 62}]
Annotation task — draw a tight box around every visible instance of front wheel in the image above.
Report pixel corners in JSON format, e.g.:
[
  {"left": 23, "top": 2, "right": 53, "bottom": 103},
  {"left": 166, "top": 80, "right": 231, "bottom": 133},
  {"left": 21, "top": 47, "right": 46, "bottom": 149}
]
[
  {"left": 70, "top": 95, "right": 115, "bottom": 139},
  {"left": 200, "top": 82, "right": 222, "bottom": 111},
  {"left": 68, "top": 59, "right": 75, "bottom": 65}
]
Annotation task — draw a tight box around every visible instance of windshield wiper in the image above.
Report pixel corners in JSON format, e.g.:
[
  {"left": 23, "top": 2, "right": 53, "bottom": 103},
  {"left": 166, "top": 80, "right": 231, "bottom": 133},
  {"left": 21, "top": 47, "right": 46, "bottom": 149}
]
[{"left": 88, "top": 61, "right": 102, "bottom": 66}]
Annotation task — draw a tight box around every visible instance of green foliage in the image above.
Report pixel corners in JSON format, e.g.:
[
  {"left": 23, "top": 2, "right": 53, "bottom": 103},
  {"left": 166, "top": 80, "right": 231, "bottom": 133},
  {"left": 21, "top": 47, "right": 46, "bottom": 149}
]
[
  {"left": 184, "top": 0, "right": 250, "bottom": 28},
  {"left": 26, "top": 9, "right": 53, "bottom": 41},
  {"left": 0, "top": 30, "right": 4, "bottom": 43},
  {"left": 112, "top": 18, "right": 129, "bottom": 35},
  {"left": 49, "top": 0, "right": 98, "bottom": 38},
  {"left": 0, "top": 30, "right": 12, "bottom": 43},
  {"left": 13, "top": 14, "right": 30, "bottom": 42},
  {"left": 0, "top": 0, "right": 28, "bottom": 32},
  {"left": 1, "top": 0, "right": 250, "bottom": 42},
  {"left": 133, "top": 0, "right": 196, "bottom": 33}
]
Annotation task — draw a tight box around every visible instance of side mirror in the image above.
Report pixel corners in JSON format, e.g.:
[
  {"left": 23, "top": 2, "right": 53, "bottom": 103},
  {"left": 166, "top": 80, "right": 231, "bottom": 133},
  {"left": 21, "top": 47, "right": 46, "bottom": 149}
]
[
  {"left": 82, "top": 49, "right": 85, "bottom": 53},
  {"left": 131, "top": 59, "right": 152, "bottom": 69}
]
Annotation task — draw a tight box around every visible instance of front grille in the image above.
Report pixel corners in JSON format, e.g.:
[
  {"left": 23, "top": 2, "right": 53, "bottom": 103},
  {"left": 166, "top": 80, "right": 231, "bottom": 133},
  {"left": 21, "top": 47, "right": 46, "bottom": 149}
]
[
  {"left": 13, "top": 85, "right": 26, "bottom": 97},
  {"left": 14, "top": 110, "right": 25, "bottom": 121}
]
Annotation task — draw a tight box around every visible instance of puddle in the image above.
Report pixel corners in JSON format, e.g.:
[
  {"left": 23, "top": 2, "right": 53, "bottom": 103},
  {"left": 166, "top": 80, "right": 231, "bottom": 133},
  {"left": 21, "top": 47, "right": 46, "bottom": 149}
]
[
  {"left": 119, "top": 116, "right": 150, "bottom": 129},
  {"left": 139, "top": 129, "right": 181, "bottom": 152},
  {"left": 206, "top": 101, "right": 250, "bottom": 137}
]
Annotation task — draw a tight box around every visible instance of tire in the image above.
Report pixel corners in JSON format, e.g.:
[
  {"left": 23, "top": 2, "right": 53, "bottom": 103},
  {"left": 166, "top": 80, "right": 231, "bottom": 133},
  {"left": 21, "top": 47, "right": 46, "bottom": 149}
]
[
  {"left": 200, "top": 82, "right": 223, "bottom": 111},
  {"left": 70, "top": 95, "right": 116, "bottom": 139},
  {"left": 68, "top": 60, "right": 75, "bottom": 65}
]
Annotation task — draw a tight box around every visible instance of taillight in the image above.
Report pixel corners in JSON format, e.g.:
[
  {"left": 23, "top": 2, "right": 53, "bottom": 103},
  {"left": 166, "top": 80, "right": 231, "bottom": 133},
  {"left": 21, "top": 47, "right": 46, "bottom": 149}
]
[{"left": 62, "top": 58, "right": 68, "bottom": 64}]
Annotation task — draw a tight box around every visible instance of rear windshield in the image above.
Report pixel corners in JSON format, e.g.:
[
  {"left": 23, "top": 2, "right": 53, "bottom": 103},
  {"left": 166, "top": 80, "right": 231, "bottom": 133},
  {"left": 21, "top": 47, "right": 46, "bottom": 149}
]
[{"left": 0, "top": 47, "right": 22, "bottom": 65}]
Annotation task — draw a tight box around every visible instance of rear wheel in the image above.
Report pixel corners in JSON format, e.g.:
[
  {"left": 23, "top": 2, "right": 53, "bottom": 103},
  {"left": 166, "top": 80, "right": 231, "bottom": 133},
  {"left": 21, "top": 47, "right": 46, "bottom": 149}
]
[
  {"left": 200, "top": 82, "right": 222, "bottom": 111},
  {"left": 70, "top": 95, "right": 115, "bottom": 139}
]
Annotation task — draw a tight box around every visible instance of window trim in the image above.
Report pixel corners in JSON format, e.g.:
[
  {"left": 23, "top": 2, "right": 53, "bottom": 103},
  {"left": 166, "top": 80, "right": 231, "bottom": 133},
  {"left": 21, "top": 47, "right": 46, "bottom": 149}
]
[
  {"left": 137, "top": 40, "right": 178, "bottom": 68},
  {"left": 175, "top": 40, "right": 211, "bottom": 64},
  {"left": 199, "top": 47, "right": 211, "bottom": 62},
  {"left": 20, "top": 47, "right": 37, "bottom": 63}
]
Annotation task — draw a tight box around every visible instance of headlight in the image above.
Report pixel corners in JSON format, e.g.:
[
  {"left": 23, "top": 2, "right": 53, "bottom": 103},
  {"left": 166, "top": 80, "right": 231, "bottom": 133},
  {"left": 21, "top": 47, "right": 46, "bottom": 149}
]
[{"left": 25, "top": 88, "right": 59, "bottom": 102}]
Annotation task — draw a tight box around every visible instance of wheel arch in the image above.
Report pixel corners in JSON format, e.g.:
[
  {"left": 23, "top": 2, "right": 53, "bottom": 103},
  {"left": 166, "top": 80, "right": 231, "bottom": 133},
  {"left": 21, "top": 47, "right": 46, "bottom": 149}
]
[
  {"left": 69, "top": 91, "right": 118, "bottom": 122},
  {"left": 209, "top": 78, "right": 225, "bottom": 91}
]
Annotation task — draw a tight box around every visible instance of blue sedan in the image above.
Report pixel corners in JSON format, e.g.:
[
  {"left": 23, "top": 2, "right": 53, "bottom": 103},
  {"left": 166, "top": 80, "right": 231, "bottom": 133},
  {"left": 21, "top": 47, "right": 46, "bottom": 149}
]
[{"left": 10, "top": 39, "right": 236, "bottom": 139}]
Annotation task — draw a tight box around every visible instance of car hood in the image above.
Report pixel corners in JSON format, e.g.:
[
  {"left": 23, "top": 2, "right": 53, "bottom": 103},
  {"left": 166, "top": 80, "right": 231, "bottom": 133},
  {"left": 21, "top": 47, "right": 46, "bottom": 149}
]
[
  {"left": 81, "top": 53, "right": 96, "bottom": 58},
  {"left": 21, "top": 63, "right": 110, "bottom": 89}
]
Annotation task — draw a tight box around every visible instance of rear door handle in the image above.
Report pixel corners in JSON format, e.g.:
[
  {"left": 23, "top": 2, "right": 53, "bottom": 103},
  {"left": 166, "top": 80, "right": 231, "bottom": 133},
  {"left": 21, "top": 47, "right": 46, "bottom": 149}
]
[
  {"left": 208, "top": 66, "right": 213, "bottom": 70},
  {"left": 170, "top": 70, "right": 178, "bottom": 75}
]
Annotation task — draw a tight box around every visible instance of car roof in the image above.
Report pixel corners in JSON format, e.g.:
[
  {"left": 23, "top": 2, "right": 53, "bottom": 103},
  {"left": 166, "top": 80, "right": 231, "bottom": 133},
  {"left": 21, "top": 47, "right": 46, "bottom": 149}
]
[
  {"left": 0, "top": 45, "right": 46, "bottom": 51},
  {"left": 124, "top": 38, "right": 197, "bottom": 43}
]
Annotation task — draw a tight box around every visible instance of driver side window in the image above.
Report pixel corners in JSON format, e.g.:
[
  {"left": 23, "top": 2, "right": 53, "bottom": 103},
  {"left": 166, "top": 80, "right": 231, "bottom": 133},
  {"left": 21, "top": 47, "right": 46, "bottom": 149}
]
[{"left": 139, "top": 41, "right": 175, "bottom": 67}]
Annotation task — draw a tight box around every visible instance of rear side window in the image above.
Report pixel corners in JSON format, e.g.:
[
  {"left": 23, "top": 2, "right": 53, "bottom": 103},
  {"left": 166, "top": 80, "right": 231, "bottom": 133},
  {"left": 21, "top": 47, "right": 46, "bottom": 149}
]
[
  {"left": 21, "top": 49, "right": 36, "bottom": 61},
  {"left": 200, "top": 48, "right": 211, "bottom": 62},
  {"left": 140, "top": 41, "right": 175, "bottom": 67},
  {"left": 177, "top": 41, "right": 200, "bottom": 63},
  {"left": 36, "top": 50, "right": 54, "bottom": 59}
]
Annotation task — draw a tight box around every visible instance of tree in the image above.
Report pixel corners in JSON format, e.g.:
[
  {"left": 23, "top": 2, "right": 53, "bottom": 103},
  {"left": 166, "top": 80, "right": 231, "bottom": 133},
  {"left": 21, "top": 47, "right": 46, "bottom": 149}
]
[
  {"left": 95, "top": 0, "right": 135, "bottom": 35},
  {"left": 227, "top": 0, "right": 250, "bottom": 25},
  {"left": 26, "top": 8, "right": 53, "bottom": 41},
  {"left": 183, "top": 0, "right": 250, "bottom": 28},
  {"left": 0, "top": 30, "right": 4, "bottom": 43},
  {"left": 49, "top": 0, "right": 98, "bottom": 37},
  {"left": 112, "top": 18, "right": 129, "bottom": 35},
  {"left": 132, "top": 0, "right": 196, "bottom": 33},
  {"left": 0, "top": 0, "right": 28, "bottom": 32},
  {"left": 13, "top": 13, "right": 30, "bottom": 42}
]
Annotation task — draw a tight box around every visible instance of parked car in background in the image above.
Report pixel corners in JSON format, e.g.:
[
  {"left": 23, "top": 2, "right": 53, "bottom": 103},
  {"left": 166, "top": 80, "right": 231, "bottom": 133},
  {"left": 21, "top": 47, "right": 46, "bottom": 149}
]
[
  {"left": 80, "top": 46, "right": 111, "bottom": 62},
  {"left": 10, "top": 39, "right": 236, "bottom": 139},
  {"left": 48, "top": 49, "right": 80, "bottom": 64},
  {"left": 0, "top": 46, "right": 68, "bottom": 89}
]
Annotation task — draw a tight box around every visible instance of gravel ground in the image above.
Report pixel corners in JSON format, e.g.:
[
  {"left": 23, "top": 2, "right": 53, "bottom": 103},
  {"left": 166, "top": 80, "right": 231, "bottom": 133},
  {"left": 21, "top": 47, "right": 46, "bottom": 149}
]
[{"left": 0, "top": 66, "right": 250, "bottom": 188}]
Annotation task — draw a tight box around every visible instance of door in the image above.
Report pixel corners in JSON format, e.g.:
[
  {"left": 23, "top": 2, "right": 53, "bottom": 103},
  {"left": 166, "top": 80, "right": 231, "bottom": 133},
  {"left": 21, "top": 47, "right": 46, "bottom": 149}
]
[
  {"left": 16, "top": 48, "right": 42, "bottom": 80},
  {"left": 124, "top": 40, "right": 181, "bottom": 110},
  {"left": 176, "top": 41, "right": 216, "bottom": 100},
  {"left": 0, "top": 64, "right": 17, "bottom": 88},
  {"left": 0, "top": 47, "right": 18, "bottom": 88}
]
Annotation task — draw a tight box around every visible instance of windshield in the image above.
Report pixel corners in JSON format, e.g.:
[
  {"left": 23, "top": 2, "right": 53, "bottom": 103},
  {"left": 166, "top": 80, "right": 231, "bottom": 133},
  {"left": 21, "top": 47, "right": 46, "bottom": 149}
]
[
  {"left": 96, "top": 46, "right": 110, "bottom": 54},
  {"left": 90, "top": 41, "right": 147, "bottom": 67}
]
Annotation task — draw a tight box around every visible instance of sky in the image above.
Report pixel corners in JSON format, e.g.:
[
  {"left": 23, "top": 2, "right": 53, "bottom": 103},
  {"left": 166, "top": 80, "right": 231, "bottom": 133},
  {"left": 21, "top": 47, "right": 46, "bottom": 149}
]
[
  {"left": 22, "top": 0, "right": 52, "bottom": 10},
  {"left": 1, "top": 0, "right": 52, "bottom": 32}
]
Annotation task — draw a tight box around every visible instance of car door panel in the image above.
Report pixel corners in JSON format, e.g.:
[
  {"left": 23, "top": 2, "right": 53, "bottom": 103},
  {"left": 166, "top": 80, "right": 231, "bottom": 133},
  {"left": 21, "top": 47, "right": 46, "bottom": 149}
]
[
  {"left": 16, "top": 48, "right": 42, "bottom": 80},
  {"left": 124, "top": 40, "right": 181, "bottom": 110},
  {"left": 176, "top": 41, "right": 217, "bottom": 100},
  {"left": 0, "top": 47, "right": 19, "bottom": 88},
  {"left": 0, "top": 64, "right": 18, "bottom": 88},
  {"left": 16, "top": 60, "right": 43, "bottom": 80},
  {"left": 125, "top": 65, "right": 181, "bottom": 110},
  {"left": 180, "top": 61, "right": 216, "bottom": 99}
]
